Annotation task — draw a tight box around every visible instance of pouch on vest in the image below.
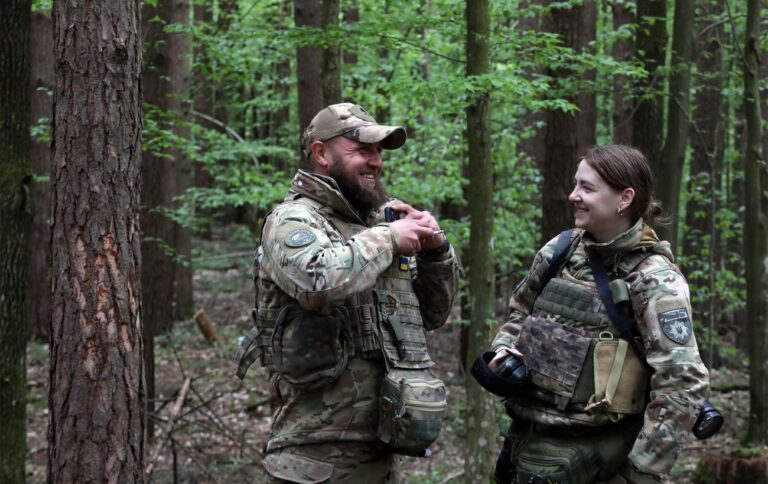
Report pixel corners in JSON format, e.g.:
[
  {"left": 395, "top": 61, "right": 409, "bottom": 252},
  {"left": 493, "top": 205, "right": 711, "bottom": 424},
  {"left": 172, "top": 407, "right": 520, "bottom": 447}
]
[
  {"left": 271, "top": 304, "right": 353, "bottom": 389},
  {"left": 377, "top": 368, "right": 447, "bottom": 454},
  {"left": 517, "top": 316, "right": 591, "bottom": 408},
  {"left": 373, "top": 289, "right": 432, "bottom": 369},
  {"left": 586, "top": 338, "right": 648, "bottom": 416}
]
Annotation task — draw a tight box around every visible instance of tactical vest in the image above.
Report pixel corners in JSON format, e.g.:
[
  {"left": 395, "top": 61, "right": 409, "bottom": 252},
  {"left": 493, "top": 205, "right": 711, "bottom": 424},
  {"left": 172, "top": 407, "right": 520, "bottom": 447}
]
[
  {"left": 506, "top": 238, "right": 656, "bottom": 426},
  {"left": 238, "top": 195, "right": 435, "bottom": 378},
  {"left": 239, "top": 195, "right": 446, "bottom": 453}
]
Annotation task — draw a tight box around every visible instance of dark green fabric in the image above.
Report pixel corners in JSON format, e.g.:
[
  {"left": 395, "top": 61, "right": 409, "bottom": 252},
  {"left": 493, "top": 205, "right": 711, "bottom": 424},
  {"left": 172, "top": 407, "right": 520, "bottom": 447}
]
[
  {"left": 534, "top": 279, "right": 609, "bottom": 328},
  {"left": 505, "top": 418, "right": 642, "bottom": 484}
]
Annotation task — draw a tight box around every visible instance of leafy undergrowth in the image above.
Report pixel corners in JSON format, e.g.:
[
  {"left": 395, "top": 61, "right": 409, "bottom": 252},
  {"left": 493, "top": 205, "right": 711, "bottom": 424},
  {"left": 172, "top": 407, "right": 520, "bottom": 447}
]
[{"left": 25, "top": 233, "right": 750, "bottom": 483}]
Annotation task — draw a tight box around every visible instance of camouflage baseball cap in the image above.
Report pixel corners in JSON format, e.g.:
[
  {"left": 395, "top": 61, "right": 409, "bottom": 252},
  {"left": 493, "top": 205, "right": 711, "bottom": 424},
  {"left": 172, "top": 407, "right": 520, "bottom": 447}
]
[{"left": 301, "top": 103, "right": 407, "bottom": 157}]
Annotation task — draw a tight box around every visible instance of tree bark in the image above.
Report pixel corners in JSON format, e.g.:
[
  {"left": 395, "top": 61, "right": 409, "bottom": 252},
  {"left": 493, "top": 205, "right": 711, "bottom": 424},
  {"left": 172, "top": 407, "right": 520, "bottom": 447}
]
[
  {"left": 49, "top": 0, "right": 145, "bottom": 480},
  {"left": 342, "top": 3, "right": 359, "bottom": 93},
  {"left": 142, "top": 0, "right": 191, "bottom": 438},
  {"left": 0, "top": 0, "right": 32, "bottom": 481},
  {"left": 656, "top": 0, "right": 694, "bottom": 248},
  {"left": 464, "top": 1, "right": 496, "bottom": 480},
  {"left": 141, "top": 0, "right": 183, "bottom": 336},
  {"left": 168, "top": 0, "right": 193, "bottom": 321},
  {"left": 743, "top": 0, "right": 767, "bottom": 446},
  {"left": 632, "top": 0, "right": 667, "bottom": 170},
  {"left": 295, "top": 0, "right": 341, "bottom": 169},
  {"left": 610, "top": 1, "right": 634, "bottom": 144},
  {"left": 27, "top": 11, "right": 54, "bottom": 342},
  {"left": 576, "top": 0, "right": 596, "bottom": 152},
  {"left": 683, "top": 0, "right": 725, "bottom": 366},
  {"left": 192, "top": 0, "right": 214, "bottom": 238},
  {"left": 321, "top": 0, "right": 341, "bottom": 105},
  {"left": 541, "top": 0, "right": 596, "bottom": 243}
]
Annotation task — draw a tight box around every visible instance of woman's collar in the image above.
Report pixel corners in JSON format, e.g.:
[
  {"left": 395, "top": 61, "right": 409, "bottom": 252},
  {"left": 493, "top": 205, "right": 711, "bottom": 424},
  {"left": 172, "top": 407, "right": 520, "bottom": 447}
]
[{"left": 582, "top": 218, "right": 648, "bottom": 254}]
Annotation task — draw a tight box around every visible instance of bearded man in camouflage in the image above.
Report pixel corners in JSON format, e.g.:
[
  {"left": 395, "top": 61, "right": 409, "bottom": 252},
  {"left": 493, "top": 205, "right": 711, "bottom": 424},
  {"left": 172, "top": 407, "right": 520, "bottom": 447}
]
[{"left": 237, "top": 103, "right": 459, "bottom": 483}]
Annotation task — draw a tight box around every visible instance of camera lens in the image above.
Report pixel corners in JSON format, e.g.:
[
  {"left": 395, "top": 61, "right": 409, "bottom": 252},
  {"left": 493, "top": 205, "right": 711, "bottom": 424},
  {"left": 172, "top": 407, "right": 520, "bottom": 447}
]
[
  {"left": 693, "top": 400, "right": 724, "bottom": 440},
  {"left": 496, "top": 355, "right": 528, "bottom": 384}
]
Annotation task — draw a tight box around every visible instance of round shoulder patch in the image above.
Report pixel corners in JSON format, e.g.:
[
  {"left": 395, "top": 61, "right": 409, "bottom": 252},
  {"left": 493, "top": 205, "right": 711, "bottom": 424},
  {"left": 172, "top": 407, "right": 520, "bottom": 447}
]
[
  {"left": 284, "top": 229, "right": 316, "bottom": 248},
  {"left": 659, "top": 308, "right": 692, "bottom": 345}
]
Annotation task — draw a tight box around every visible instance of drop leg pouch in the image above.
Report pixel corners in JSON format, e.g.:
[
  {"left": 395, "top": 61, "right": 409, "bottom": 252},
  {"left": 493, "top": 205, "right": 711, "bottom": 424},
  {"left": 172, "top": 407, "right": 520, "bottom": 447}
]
[{"left": 377, "top": 368, "right": 447, "bottom": 454}]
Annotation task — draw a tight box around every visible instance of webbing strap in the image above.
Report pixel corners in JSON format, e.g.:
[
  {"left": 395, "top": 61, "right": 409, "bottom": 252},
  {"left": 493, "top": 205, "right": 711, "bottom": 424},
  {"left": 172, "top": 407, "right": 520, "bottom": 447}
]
[
  {"left": 587, "top": 250, "right": 648, "bottom": 363},
  {"left": 604, "top": 340, "right": 628, "bottom": 406},
  {"left": 543, "top": 229, "right": 575, "bottom": 290}
]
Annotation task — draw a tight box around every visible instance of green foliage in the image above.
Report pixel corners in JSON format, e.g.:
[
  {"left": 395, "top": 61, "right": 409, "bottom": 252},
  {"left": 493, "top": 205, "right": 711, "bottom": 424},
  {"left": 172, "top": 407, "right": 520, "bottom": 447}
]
[
  {"left": 31, "top": 0, "right": 51, "bottom": 14},
  {"left": 137, "top": 0, "right": 749, "bottom": 330},
  {"left": 30, "top": 115, "right": 50, "bottom": 145}
]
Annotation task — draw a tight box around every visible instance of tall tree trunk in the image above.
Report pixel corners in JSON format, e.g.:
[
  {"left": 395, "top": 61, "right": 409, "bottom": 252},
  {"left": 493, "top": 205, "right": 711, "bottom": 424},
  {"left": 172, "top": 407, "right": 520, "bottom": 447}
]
[
  {"left": 169, "top": 0, "right": 193, "bottom": 321},
  {"left": 657, "top": 0, "right": 694, "bottom": 248},
  {"left": 683, "top": 0, "right": 725, "bottom": 367},
  {"left": 516, "top": 0, "right": 546, "bottom": 199},
  {"left": 321, "top": 0, "right": 340, "bottom": 105},
  {"left": 464, "top": 1, "right": 496, "bottom": 480},
  {"left": 576, "top": 0, "right": 597, "bottom": 152},
  {"left": 343, "top": 2, "right": 359, "bottom": 94},
  {"left": 743, "top": 0, "right": 767, "bottom": 446},
  {"left": 142, "top": 0, "right": 183, "bottom": 335},
  {"left": 0, "top": 1, "right": 32, "bottom": 481},
  {"left": 268, "top": 2, "right": 293, "bottom": 175},
  {"left": 375, "top": 0, "right": 391, "bottom": 124},
  {"left": 142, "top": 0, "right": 191, "bottom": 437},
  {"left": 632, "top": 0, "right": 667, "bottom": 170},
  {"left": 192, "top": 0, "right": 214, "bottom": 238},
  {"left": 295, "top": 0, "right": 341, "bottom": 168},
  {"left": 49, "top": 0, "right": 145, "bottom": 480},
  {"left": 541, "top": 0, "right": 596, "bottom": 243},
  {"left": 27, "top": 10, "right": 54, "bottom": 341},
  {"left": 610, "top": 1, "right": 634, "bottom": 144}
]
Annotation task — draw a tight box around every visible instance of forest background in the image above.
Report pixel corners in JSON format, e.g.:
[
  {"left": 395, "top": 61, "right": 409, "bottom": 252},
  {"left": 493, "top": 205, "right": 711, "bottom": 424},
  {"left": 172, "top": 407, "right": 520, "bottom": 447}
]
[{"left": 1, "top": 0, "right": 767, "bottom": 482}]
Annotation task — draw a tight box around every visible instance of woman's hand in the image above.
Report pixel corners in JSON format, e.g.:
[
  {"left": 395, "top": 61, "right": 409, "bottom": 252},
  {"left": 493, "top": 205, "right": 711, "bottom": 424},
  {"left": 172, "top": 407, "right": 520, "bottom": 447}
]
[{"left": 488, "top": 347, "right": 524, "bottom": 371}]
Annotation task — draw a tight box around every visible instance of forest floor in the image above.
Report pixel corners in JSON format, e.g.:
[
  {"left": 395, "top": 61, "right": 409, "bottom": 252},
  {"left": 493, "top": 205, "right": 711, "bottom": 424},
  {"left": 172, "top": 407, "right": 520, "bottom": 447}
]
[{"left": 25, "top": 229, "right": 756, "bottom": 483}]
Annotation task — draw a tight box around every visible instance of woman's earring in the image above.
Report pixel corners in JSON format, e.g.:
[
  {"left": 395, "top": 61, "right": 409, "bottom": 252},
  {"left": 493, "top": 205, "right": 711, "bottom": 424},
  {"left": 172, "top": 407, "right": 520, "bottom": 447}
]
[{"left": 617, "top": 205, "right": 624, "bottom": 217}]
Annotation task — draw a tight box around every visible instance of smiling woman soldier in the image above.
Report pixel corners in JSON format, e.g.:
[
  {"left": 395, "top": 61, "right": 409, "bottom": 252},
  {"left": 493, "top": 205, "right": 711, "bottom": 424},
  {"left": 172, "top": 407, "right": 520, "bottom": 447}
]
[{"left": 484, "top": 144, "right": 711, "bottom": 484}]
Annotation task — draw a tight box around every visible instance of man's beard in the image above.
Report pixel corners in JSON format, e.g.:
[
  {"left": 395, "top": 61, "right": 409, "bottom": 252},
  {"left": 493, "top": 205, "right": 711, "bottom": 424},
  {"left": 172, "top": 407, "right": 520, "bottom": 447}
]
[{"left": 328, "top": 158, "right": 388, "bottom": 214}]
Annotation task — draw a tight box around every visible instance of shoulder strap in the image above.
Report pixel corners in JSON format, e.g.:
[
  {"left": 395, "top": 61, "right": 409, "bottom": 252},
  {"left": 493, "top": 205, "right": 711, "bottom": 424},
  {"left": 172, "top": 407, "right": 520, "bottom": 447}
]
[
  {"left": 587, "top": 250, "right": 648, "bottom": 363},
  {"left": 542, "top": 229, "right": 576, "bottom": 287}
]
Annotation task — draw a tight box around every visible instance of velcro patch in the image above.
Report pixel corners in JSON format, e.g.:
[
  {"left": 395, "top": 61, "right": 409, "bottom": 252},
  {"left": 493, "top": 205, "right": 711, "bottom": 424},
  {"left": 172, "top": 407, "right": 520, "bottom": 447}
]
[
  {"left": 659, "top": 308, "right": 692, "bottom": 345},
  {"left": 284, "top": 229, "right": 316, "bottom": 248}
]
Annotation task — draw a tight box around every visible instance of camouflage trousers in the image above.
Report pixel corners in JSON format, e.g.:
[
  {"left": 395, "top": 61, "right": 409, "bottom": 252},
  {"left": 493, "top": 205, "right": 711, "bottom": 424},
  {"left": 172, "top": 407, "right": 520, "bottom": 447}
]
[
  {"left": 495, "top": 416, "right": 643, "bottom": 484},
  {"left": 263, "top": 442, "right": 399, "bottom": 484}
]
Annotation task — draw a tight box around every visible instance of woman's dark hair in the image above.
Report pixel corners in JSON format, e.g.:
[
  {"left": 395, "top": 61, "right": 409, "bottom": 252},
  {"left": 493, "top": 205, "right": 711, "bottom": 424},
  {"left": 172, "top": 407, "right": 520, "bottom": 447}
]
[{"left": 582, "top": 144, "right": 663, "bottom": 226}]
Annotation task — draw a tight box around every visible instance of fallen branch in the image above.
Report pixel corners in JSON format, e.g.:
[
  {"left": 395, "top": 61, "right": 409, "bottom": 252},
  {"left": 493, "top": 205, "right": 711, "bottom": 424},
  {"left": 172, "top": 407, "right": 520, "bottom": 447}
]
[{"left": 145, "top": 377, "right": 192, "bottom": 478}]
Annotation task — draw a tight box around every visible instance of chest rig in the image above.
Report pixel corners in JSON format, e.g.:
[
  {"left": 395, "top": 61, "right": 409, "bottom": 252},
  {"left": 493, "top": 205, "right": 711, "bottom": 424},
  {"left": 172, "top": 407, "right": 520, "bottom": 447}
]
[
  {"left": 310, "top": 197, "right": 434, "bottom": 369},
  {"left": 240, "top": 196, "right": 446, "bottom": 454},
  {"left": 237, "top": 195, "right": 435, "bottom": 378},
  {"left": 509, "top": 230, "right": 655, "bottom": 422}
]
